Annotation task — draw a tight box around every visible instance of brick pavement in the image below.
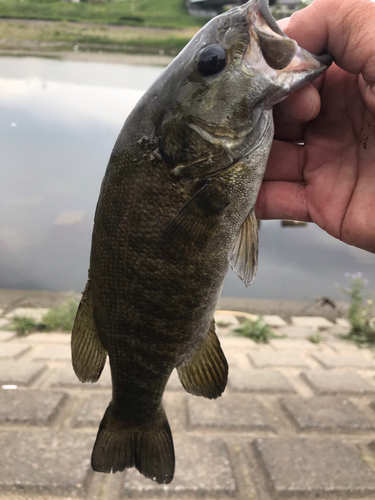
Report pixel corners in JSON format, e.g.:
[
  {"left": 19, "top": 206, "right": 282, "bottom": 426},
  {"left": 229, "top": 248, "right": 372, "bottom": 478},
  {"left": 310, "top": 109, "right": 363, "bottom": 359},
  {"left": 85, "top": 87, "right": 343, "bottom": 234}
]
[{"left": 0, "top": 314, "right": 375, "bottom": 499}]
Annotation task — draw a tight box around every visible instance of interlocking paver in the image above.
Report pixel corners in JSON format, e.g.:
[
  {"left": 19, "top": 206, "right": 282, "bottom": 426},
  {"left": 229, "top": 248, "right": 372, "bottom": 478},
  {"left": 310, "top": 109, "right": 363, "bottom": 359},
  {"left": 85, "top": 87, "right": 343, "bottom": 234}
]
[
  {"left": 248, "top": 351, "right": 310, "bottom": 368},
  {"left": 20, "top": 332, "right": 70, "bottom": 344},
  {"left": 0, "top": 319, "right": 10, "bottom": 328},
  {"left": 166, "top": 369, "right": 183, "bottom": 391},
  {"left": 188, "top": 394, "right": 273, "bottom": 430},
  {"left": 0, "top": 360, "right": 46, "bottom": 386},
  {"left": 228, "top": 368, "right": 295, "bottom": 393},
  {"left": 124, "top": 435, "right": 236, "bottom": 495},
  {"left": 270, "top": 339, "right": 323, "bottom": 351},
  {"left": 0, "top": 331, "right": 15, "bottom": 342},
  {"left": 314, "top": 353, "right": 375, "bottom": 369},
  {"left": 277, "top": 325, "right": 317, "bottom": 339},
  {"left": 336, "top": 318, "right": 351, "bottom": 329},
  {"left": 282, "top": 396, "right": 375, "bottom": 431},
  {"left": 49, "top": 363, "right": 112, "bottom": 389},
  {"left": 291, "top": 316, "right": 334, "bottom": 329},
  {"left": 34, "top": 345, "right": 71, "bottom": 361},
  {"left": 254, "top": 437, "right": 375, "bottom": 496},
  {"left": 214, "top": 313, "right": 240, "bottom": 327},
  {"left": 262, "top": 315, "right": 287, "bottom": 327},
  {"left": 73, "top": 393, "right": 110, "bottom": 428},
  {"left": 5, "top": 307, "right": 50, "bottom": 322},
  {"left": 0, "top": 389, "right": 67, "bottom": 425},
  {"left": 0, "top": 430, "right": 94, "bottom": 495},
  {"left": 301, "top": 370, "right": 375, "bottom": 395},
  {"left": 0, "top": 344, "right": 30, "bottom": 359}
]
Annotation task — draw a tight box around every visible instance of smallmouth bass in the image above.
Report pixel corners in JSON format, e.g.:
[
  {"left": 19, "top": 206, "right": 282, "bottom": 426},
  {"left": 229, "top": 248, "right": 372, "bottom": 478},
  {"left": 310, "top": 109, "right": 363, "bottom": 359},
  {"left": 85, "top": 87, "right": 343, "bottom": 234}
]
[{"left": 71, "top": 0, "right": 331, "bottom": 484}]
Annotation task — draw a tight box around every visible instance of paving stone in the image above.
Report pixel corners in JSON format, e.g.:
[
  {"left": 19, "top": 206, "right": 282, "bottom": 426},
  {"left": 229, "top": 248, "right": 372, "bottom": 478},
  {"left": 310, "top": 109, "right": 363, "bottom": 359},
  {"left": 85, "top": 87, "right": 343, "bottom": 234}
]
[
  {"left": 262, "top": 315, "right": 287, "bottom": 327},
  {"left": 0, "top": 389, "right": 67, "bottom": 425},
  {"left": 314, "top": 353, "right": 375, "bottom": 369},
  {"left": 228, "top": 368, "right": 295, "bottom": 393},
  {"left": 0, "top": 330, "right": 14, "bottom": 341},
  {"left": 188, "top": 394, "right": 273, "bottom": 430},
  {"left": 5, "top": 307, "right": 50, "bottom": 322},
  {"left": 301, "top": 370, "right": 375, "bottom": 395},
  {"left": 254, "top": 437, "right": 375, "bottom": 496},
  {"left": 336, "top": 318, "right": 351, "bottom": 329},
  {"left": 270, "top": 339, "right": 323, "bottom": 351},
  {"left": 124, "top": 435, "right": 236, "bottom": 495},
  {"left": 282, "top": 396, "right": 375, "bottom": 431},
  {"left": 291, "top": 316, "right": 334, "bottom": 329},
  {"left": 327, "top": 341, "right": 368, "bottom": 354},
  {"left": 0, "top": 430, "right": 94, "bottom": 495},
  {"left": 0, "top": 344, "right": 30, "bottom": 359},
  {"left": 277, "top": 325, "right": 317, "bottom": 339},
  {"left": 165, "top": 369, "right": 183, "bottom": 391},
  {"left": 49, "top": 363, "right": 112, "bottom": 389},
  {"left": 214, "top": 313, "right": 240, "bottom": 327},
  {"left": 220, "top": 336, "right": 258, "bottom": 349},
  {"left": 248, "top": 351, "right": 310, "bottom": 368},
  {"left": 20, "top": 332, "right": 71, "bottom": 344},
  {"left": 0, "top": 319, "right": 10, "bottom": 328},
  {"left": 34, "top": 345, "right": 71, "bottom": 361},
  {"left": 73, "top": 393, "right": 110, "bottom": 428},
  {"left": 0, "top": 360, "right": 47, "bottom": 386}
]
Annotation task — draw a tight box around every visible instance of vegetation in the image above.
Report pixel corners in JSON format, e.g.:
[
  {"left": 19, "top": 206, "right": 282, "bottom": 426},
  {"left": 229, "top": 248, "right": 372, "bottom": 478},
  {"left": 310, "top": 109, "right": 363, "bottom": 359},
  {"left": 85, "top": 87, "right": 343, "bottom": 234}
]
[
  {"left": 10, "top": 316, "right": 37, "bottom": 336},
  {"left": 307, "top": 333, "right": 323, "bottom": 344},
  {"left": 234, "top": 316, "right": 280, "bottom": 344},
  {"left": 340, "top": 273, "right": 375, "bottom": 347}
]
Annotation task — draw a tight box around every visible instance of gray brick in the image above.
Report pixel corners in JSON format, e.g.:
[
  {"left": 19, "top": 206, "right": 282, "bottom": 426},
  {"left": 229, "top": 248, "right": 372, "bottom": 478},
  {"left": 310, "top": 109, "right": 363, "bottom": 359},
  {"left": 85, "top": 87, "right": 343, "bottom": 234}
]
[
  {"left": 228, "top": 368, "right": 295, "bottom": 393},
  {"left": 0, "top": 389, "right": 67, "bottom": 425},
  {"left": 0, "top": 430, "right": 94, "bottom": 495},
  {"left": 124, "top": 435, "right": 236, "bottom": 495},
  {"left": 301, "top": 370, "right": 375, "bottom": 395},
  {"left": 254, "top": 438, "right": 375, "bottom": 496},
  {"left": 0, "top": 360, "right": 46, "bottom": 386},
  {"left": 282, "top": 396, "right": 375, "bottom": 431},
  {"left": 49, "top": 363, "right": 111, "bottom": 389},
  {"left": 0, "top": 331, "right": 15, "bottom": 341},
  {"left": 73, "top": 393, "right": 110, "bottom": 428},
  {"left": 188, "top": 394, "right": 272, "bottom": 430},
  {"left": 34, "top": 345, "right": 71, "bottom": 361},
  {"left": 314, "top": 353, "right": 375, "bottom": 369},
  {"left": 0, "top": 344, "right": 30, "bottom": 359},
  {"left": 248, "top": 351, "right": 310, "bottom": 368}
]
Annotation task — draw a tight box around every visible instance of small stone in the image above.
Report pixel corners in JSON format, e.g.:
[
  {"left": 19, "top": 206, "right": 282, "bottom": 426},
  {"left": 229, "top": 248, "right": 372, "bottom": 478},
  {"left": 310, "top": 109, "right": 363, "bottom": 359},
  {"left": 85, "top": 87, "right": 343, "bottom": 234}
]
[
  {"left": 5, "top": 308, "right": 50, "bottom": 322},
  {"left": 254, "top": 438, "right": 375, "bottom": 496},
  {"left": 0, "top": 361, "right": 46, "bottom": 386},
  {"left": 49, "top": 363, "right": 112, "bottom": 389},
  {"left": 73, "top": 393, "right": 110, "bottom": 428},
  {"left": 314, "top": 353, "right": 375, "bottom": 369},
  {"left": 262, "top": 315, "right": 287, "bottom": 327},
  {"left": 248, "top": 352, "right": 310, "bottom": 368},
  {"left": 0, "top": 344, "right": 30, "bottom": 359},
  {"left": 0, "top": 389, "right": 67, "bottom": 425},
  {"left": 34, "top": 345, "right": 71, "bottom": 361},
  {"left": 301, "top": 370, "right": 375, "bottom": 395},
  {"left": 188, "top": 394, "right": 273, "bottom": 430},
  {"left": 0, "top": 430, "right": 94, "bottom": 495},
  {"left": 282, "top": 396, "right": 375, "bottom": 431},
  {"left": 291, "top": 316, "right": 334, "bottom": 329},
  {"left": 124, "top": 435, "right": 236, "bottom": 495},
  {"left": 228, "top": 368, "right": 295, "bottom": 393}
]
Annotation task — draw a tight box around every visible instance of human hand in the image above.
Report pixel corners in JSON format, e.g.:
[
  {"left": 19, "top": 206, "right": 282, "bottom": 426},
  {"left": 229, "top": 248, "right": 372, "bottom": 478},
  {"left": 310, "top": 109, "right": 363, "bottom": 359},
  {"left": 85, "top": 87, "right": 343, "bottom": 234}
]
[{"left": 255, "top": 0, "right": 375, "bottom": 253}]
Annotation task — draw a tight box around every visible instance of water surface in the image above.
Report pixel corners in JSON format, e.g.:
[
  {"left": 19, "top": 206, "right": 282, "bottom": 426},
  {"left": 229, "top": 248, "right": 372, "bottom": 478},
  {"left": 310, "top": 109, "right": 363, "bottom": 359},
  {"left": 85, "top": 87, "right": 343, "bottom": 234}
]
[{"left": 1, "top": 56, "right": 374, "bottom": 300}]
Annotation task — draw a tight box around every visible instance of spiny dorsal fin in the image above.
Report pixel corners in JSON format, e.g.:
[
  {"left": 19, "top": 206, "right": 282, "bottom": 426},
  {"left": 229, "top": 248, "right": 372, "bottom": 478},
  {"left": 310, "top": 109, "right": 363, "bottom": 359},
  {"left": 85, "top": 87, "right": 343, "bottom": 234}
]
[
  {"left": 229, "top": 210, "right": 259, "bottom": 287},
  {"left": 177, "top": 319, "right": 228, "bottom": 399},
  {"left": 71, "top": 282, "right": 107, "bottom": 383},
  {"left": 160, "top": 184, "right": 229, "bottom": 255}
]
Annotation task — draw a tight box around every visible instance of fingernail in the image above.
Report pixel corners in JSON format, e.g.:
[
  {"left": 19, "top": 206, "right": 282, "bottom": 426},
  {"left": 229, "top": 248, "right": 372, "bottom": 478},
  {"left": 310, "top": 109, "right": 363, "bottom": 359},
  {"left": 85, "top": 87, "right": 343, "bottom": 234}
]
[{"left": 281, "top": 85, "right": 317, "bottom": 122}]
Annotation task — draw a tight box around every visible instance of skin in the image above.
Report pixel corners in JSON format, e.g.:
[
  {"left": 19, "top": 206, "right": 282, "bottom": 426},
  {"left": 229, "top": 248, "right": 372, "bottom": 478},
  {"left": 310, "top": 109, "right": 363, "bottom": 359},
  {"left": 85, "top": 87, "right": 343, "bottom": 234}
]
[{"left": 255, "top": 0, "right": 375, "bottom": 253}]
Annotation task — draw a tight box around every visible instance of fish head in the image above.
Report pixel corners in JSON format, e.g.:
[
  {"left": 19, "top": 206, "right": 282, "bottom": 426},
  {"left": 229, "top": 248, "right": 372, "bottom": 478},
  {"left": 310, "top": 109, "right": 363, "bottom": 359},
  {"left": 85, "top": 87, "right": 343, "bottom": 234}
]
[{"left": 157, "top": 0, "right": 332, "bottom": 179}]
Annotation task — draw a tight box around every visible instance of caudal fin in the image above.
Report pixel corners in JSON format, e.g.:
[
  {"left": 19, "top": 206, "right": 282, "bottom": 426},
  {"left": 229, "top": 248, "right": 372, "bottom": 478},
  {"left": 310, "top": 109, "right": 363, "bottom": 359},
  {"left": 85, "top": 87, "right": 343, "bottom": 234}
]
[{"left": 91, "top": 403, "right": 175, "bottom": 484}]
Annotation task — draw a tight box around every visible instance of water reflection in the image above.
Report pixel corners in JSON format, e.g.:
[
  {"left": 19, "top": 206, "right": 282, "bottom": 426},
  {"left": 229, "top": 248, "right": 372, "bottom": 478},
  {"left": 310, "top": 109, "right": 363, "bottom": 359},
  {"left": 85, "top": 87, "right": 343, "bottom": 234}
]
[{"left": 1, "top": 56, "right": 375, "bottom": 299}]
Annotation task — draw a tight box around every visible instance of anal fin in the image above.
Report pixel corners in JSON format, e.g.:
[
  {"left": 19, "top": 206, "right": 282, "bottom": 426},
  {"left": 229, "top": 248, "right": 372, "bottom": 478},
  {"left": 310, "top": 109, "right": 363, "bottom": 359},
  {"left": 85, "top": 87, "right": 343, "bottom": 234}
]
[
  {"left": 229, "top": 210, "right": 259, "bottom": 287},
  {"left": 177, "top": 319, "right": 228, "bottom": 399},
  {"left": 71, "top": 282, "right": 107, "bottom": 383}
]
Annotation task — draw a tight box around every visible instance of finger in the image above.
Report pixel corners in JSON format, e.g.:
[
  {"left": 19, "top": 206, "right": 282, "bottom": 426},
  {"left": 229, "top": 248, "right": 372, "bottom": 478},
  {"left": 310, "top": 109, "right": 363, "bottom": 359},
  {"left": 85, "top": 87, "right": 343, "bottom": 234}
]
[
  {"left": 284, "top": 0, "right": 375, "bottom": 86},
  {"left": 255, "top": 181, "right": 311, "bottom": 222},
  {"left": 263, "top": 140, "right": 304, "bottom": 182},
  {"left": 273, "top": 84, "right": 321, "bottom": 142}
]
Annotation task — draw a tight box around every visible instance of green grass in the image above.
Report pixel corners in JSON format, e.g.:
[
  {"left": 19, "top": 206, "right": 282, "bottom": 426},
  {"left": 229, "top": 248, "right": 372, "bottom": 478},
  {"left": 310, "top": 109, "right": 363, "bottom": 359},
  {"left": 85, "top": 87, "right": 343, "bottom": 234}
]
[
  {"left": 234, "top": 317, "right": 281, "bottom": 344},
  {"left": 0, "top": 0, "right": 209, "bottom": 29},
  {"left": 10, "top": 316, "right": 37, "bottom": 336},
  {"left": 307, "top": 333, "right": 323, "bottom": 344}
]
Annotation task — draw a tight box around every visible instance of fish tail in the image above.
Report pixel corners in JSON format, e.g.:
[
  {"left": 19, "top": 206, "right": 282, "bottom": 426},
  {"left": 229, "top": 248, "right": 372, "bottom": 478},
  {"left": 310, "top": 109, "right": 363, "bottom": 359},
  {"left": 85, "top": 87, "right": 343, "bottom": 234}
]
[{"left": 91, "top": 402, "right": 175, "bottom": 484}]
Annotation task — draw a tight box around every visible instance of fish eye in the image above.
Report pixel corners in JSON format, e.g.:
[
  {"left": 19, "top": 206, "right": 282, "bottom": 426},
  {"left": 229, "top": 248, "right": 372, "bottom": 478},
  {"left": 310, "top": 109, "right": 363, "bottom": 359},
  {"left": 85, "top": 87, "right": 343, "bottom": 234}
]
[{"left": 197, "top": 44, "right": 226, "bottom": 77}]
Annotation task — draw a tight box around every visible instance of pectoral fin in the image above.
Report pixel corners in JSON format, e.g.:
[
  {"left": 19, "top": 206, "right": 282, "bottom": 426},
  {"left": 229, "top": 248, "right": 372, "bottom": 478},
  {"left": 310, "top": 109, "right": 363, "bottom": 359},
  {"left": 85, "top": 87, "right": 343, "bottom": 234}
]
[
  {"left": 229, "top": 210, "right": 259, "bottom": 287},
  {"left": 71, "top": 283, "right": 107, "bottom": 383},
  {"left": 177, "top": 319, "right": 228, "bottom": 399},
  {"left": 161, "top": 184, "right": 229, "bottom": 255}
]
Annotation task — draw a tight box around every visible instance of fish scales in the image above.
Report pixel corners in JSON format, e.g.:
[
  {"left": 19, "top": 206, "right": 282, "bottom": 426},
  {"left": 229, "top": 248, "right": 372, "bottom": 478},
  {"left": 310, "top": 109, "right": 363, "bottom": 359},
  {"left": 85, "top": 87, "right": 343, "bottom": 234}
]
[{"left": 71, "top": 0, "right": 332, "bottom": 484}]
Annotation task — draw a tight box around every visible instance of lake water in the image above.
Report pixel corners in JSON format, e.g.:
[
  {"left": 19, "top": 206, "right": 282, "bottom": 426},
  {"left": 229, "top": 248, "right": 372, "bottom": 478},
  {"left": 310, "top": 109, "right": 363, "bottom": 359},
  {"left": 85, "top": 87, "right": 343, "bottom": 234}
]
[{"left": 1, "top": 56, "right": 375, "bottom": 301}]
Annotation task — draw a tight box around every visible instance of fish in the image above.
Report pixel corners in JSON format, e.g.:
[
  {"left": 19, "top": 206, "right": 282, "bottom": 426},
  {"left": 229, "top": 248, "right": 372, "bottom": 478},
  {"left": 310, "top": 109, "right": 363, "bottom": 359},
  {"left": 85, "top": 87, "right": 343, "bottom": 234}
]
[{"left": 71, "top": 0, "right": 332, "bottom": 485}]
